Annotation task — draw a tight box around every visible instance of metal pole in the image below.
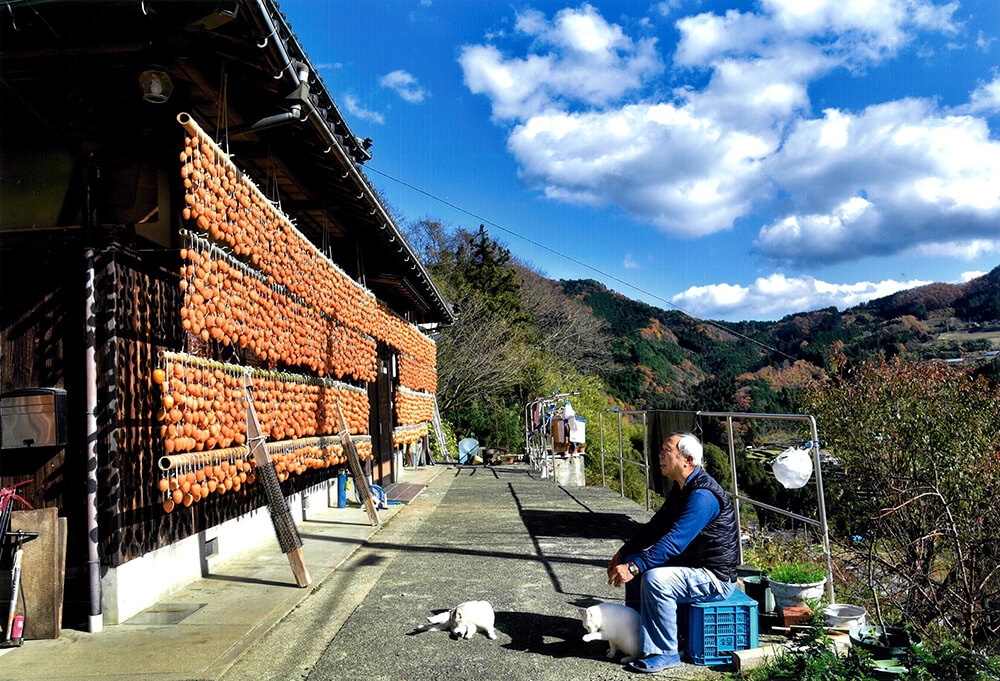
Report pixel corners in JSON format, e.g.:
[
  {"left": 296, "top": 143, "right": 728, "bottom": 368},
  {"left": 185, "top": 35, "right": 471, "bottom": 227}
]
[
  {"left": 726, "top": 417, "right": 744, "bottom": 566},
  {"left": 524, "top": 401, "right": 530, "bottom": 460},
  {"left": 618, "top": 412, "right": 625, "bottom": 497},
  {"left": 599, "top": 410, "right": 606, "bottom": 489},
  {"left": 643, "top": 412, "right": 650, "bottom": 511},
  {"left": 810, "top": 416, "right": 836, "bottom": 604}
]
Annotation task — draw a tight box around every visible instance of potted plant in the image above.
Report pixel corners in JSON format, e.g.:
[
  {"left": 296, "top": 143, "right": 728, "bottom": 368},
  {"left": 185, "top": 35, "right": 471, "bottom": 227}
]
[{"left": 766, "top": 562, "right": 827, "bottom": 609}]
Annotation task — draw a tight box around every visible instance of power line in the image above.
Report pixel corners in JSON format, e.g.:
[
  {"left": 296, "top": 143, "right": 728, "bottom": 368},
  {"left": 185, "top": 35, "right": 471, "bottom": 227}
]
[{"left": 365, "top": 165, "right": 795, "bottom": 361}]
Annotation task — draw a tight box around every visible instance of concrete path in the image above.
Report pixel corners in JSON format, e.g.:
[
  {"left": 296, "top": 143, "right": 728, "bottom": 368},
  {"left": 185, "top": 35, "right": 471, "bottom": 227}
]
[{"left": 302, "top": 466, "right": 715, "bottom": 681}]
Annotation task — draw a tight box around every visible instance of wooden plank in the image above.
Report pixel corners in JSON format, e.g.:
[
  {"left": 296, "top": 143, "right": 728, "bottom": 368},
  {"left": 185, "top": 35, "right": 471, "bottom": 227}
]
[
  {"left": 55, "top": 517, "right": 66, "bottom": 637},
  {"left": 335, "top": 402, "right": 380, "bottom": 526},
  {"left": 244, "top": 386, "right": 310, "bottom": 587},
  {"left": 286, "top": 547, "right": 310, "bottom": 589},
  {"left": 9, "top": 508, "right": 60, "bottom": 639}
]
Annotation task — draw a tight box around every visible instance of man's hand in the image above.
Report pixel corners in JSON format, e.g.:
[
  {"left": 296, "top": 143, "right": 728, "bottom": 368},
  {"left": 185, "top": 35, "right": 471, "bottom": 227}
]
[
  {"left": 606, "top": 550, "right": 623, "bottom": 581},
  {"left": 608, "top": 562, "right": 634, "bottom": 588}
]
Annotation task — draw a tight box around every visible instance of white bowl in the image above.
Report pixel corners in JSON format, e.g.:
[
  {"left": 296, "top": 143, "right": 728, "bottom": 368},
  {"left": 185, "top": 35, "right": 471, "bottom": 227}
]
[{"left": 825, "top": 603, "right": 867, "bottom": 630}]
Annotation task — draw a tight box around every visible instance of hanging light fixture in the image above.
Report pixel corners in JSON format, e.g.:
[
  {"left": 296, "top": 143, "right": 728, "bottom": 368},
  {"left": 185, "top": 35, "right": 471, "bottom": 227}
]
[{"left": 139, "top": 68, "right": 173, "bottom": 104}]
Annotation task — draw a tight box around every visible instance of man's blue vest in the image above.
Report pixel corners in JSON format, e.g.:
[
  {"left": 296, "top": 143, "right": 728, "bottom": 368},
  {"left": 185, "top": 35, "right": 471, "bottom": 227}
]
[{"left": 666, "top": 467, "right": 739, "bottom": 582}]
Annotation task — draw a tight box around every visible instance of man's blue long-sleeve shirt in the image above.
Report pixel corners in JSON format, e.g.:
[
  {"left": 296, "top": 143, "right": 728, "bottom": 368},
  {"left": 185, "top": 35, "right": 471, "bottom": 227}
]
[{"left": 622, "top": 469, "right": 720, "bottom": 573}]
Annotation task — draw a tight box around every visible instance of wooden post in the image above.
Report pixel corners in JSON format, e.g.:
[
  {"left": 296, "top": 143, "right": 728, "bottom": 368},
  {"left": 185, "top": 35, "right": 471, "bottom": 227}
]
[
  {"left": 245, "top": 383, "right": 310, "bottom": 587},
  {"left": 335, "top": 401, "right": 380, "bottom": 526}
]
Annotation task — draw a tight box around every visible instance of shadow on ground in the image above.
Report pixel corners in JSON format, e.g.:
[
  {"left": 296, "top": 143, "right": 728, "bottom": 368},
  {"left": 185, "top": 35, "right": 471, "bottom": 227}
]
[{"left": 496, "top": 611, "right": 591, "bottom": 659}]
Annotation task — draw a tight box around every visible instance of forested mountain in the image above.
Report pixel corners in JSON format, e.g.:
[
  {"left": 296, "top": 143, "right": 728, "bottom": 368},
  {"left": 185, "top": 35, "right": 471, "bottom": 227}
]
[
  {"left": 405, "top": 218, "right": 1000, "bottom": 445},
  {"left": 562, "top": 265, "right": 1000, "bottom": 413}
]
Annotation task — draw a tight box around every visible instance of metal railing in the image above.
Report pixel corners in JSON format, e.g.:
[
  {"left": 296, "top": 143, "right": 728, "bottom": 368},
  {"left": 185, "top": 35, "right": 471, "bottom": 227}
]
[
  {"left": 597, "top": 408, "right": 836, "bottom": 604},
  {"left": 523, "top": 391, "right": 579, "bottom": 478},
  {"left": 598, "top": 408, "right": 654, "bottom": 511}
]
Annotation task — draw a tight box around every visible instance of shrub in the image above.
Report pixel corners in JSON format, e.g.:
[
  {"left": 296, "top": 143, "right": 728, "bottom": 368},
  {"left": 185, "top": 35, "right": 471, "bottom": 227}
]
[{"left": 806, "top": 358, "right": 1000, "bottom": 652}]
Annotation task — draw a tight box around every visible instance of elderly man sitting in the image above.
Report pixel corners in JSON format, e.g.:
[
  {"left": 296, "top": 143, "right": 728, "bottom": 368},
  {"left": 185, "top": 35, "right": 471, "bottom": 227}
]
[{"left": 607, "top": 432, "right": 738, "bottom": 674}]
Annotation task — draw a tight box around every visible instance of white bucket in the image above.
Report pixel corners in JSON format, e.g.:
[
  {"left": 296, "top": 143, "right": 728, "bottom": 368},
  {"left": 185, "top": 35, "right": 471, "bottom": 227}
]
[
  {"left": 768, "top": 578, "right": 826, "bottom": 609},
  {"left": 825, "top": 604, "right": 867, "bottom": 630}
]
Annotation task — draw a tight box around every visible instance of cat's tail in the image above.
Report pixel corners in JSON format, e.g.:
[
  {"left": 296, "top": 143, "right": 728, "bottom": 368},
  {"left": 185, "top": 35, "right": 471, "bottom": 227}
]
[{"left": 408, "top": 622, "right": 449, "bottom": 635}]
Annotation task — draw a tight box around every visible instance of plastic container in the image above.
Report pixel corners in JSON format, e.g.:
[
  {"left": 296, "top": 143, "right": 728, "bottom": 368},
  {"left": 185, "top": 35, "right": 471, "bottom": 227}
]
[
  {"left": 824, "top": 603, "right": 866, "bottom": 630},
  {"left": 742, "top": 575, "right": 776, "bottom": 613},
  {"left": 679, "top": 589, "right": 759, "bottom": 665},
  {"left": 849, "top": 626, "right": 922, "bottom": 659},
  {"left": 768, "top": 577, "right": 826, "bottom": 609}
]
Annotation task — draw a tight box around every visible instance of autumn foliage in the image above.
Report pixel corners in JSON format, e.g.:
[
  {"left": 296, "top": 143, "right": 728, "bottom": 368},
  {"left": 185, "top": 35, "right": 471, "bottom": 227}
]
[{"left": 807, "top": 358, "right": 1000, "bottom": 651}]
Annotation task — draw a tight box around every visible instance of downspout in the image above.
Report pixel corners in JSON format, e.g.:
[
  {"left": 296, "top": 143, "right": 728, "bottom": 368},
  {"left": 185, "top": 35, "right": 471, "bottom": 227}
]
[
  {"left": 83, "top": 164, "right": 103, "bottom": 632},
  {"left": 228, "top": 61, "right": 309, "bottom": 138}
]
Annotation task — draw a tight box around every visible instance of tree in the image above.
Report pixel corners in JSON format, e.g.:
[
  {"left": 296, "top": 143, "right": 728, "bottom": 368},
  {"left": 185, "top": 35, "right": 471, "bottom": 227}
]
[
  {"left": 806, "top": 359, "right": 1000, "bottom": 652},
  {"left": 435, "top": 293, "right": 531, "bottom": 414},
  {"left": 514, "top": 265, "right": 611, "bottom": 376}
]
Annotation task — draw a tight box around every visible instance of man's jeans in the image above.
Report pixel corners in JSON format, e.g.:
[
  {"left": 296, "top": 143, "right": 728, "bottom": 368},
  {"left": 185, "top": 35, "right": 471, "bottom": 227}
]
[{"left": 625, "top": 566, "right": 735, "bottom": 663}]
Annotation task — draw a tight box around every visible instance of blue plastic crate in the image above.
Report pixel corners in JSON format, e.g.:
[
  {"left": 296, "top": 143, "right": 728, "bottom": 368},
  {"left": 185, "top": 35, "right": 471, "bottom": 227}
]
[{"left": 679, "top": 588, "right": 759, "bottom": 666}]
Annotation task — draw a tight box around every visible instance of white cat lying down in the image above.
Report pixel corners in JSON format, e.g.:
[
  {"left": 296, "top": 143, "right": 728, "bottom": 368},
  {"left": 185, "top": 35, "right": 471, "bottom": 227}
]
[
  {"left": 580, "top": 602, "right": 641, "bottom": 661},
  {"left": 420, "top": 600, "right": 498, "bottom": 639}
]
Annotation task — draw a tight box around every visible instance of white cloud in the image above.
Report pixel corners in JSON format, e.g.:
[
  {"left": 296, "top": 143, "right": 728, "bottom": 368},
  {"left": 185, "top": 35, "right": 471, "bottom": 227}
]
[
  {"left": 461, "top": 3, "right": 986, "bottom": 258},
  {"left": 961, "top": 270, "right": 986, "bottom": 282},
  {"left": 677, "top": 0, "right": 957, "bottom": 68},
  {"left": 908, "top": 239, "right": 1000, "bottom": 260},
  {"left": 672, "top": 274, "right": 932, "bottom": 321},
  {"left": 508, "top": 103, "right": 771, "bottom": 235},
  {"left": 674, "top": 10, "right": 773, "bottom": 67},
  {"left": 623, "top": 252, "right": 639, "bottom": 269},
  {"left": 977, "top": 30, "right": 996, "bottom": 52},
  {"left": 379, "top": 70, "right": 427, "bottom": 103},
  {"left": 459, "top": 5, "right": 662, "bottom": 121},
  {"left": 655, "top": 1, "right": 682, "bottom": 18},
  {"left": 960, "top": 74, "right": 1000, "bottom": 115},
  {"left": 756, "top": 100, "right": 1000, "bottom": 264},
  {"left": 341, "top": 94, "right": 384, "bottom": 125}
]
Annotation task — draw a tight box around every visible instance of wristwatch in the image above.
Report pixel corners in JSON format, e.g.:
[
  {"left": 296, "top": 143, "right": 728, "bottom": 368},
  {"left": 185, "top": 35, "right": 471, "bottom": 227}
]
[{"left": 628, "top": 562, "right": 640, "bottom": 577}]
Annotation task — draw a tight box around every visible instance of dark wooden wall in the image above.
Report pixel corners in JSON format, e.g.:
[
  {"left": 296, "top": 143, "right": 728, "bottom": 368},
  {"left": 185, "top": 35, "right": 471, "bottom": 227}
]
[
  {"left": 1, "top": 229, "right": 368, "bottom": 630},
  {"left": 0, "top": 230, "right": 89, "bottom": 624}
]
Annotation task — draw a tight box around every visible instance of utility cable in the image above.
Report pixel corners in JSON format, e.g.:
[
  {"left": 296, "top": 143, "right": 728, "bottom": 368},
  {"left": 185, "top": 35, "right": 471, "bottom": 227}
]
[{"left": 365, "top": 166, "right": 794, "bottom": 361}]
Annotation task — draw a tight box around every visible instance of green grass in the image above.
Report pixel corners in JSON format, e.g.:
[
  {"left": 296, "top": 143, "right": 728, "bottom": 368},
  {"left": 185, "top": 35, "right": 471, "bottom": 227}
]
[{"left": 768, "top": 562, "right": 827, "bottom": 584}]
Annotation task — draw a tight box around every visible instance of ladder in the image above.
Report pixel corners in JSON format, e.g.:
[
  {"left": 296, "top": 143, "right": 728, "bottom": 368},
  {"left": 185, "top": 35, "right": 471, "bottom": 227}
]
[{"left": 431, "top": 395, "right": 451, "bottom": 462}]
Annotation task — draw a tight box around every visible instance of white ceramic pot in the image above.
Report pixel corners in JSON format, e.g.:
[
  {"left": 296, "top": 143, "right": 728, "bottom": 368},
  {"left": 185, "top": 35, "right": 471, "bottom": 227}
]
[
  {"left": 824, "top": 603, "right": 867, "bottom": 629},
  {"left": 767, "top": 577, "right": 826, "bottom": 609}
]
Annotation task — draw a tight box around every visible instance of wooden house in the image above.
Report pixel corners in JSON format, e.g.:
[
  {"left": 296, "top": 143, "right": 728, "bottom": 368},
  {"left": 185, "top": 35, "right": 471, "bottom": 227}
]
[{"left": 0, "top": 0, "right": 453, "bottom": 629}]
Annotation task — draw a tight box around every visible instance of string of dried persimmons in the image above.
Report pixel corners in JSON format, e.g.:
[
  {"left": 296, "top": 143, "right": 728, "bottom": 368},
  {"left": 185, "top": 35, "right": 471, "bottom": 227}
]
[
  {"left": 179, "top": 230, "right": 378, "bottom": 382},
  {"left": 393, "top": 423, "right": 429, "bottom": 447},
  {"left": 395, "top": 386, "right": 436, "bottom": 426},
  {"left": 178, "top": 115, "right": 437, "bottom": 366},
  {"left": 156, "top": 436, "right": 373, "bottom": 512},
  {"left": 158, "top": 113, "right": 439, "bottom": 513},
  {"left": 152, "top": 352, "right": 371, "bottom": 511},
  {"left": 398, "top": 353, "right": 437, "bottom": 393}
]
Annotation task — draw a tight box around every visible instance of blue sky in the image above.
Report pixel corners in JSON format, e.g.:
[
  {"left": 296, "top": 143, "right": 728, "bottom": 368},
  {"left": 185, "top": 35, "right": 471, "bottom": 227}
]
[{"left": 284, "top": 1, "right": 1000, "bottom": 322}]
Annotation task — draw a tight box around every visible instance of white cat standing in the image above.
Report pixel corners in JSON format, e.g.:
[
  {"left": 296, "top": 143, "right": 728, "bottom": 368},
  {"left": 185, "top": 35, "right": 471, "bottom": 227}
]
[
  {"left": 579, "top": 603, "right": 641, "bottom": 661},
  {"left": 420, "top": 600, "right": 498, "bottom": 639}
]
